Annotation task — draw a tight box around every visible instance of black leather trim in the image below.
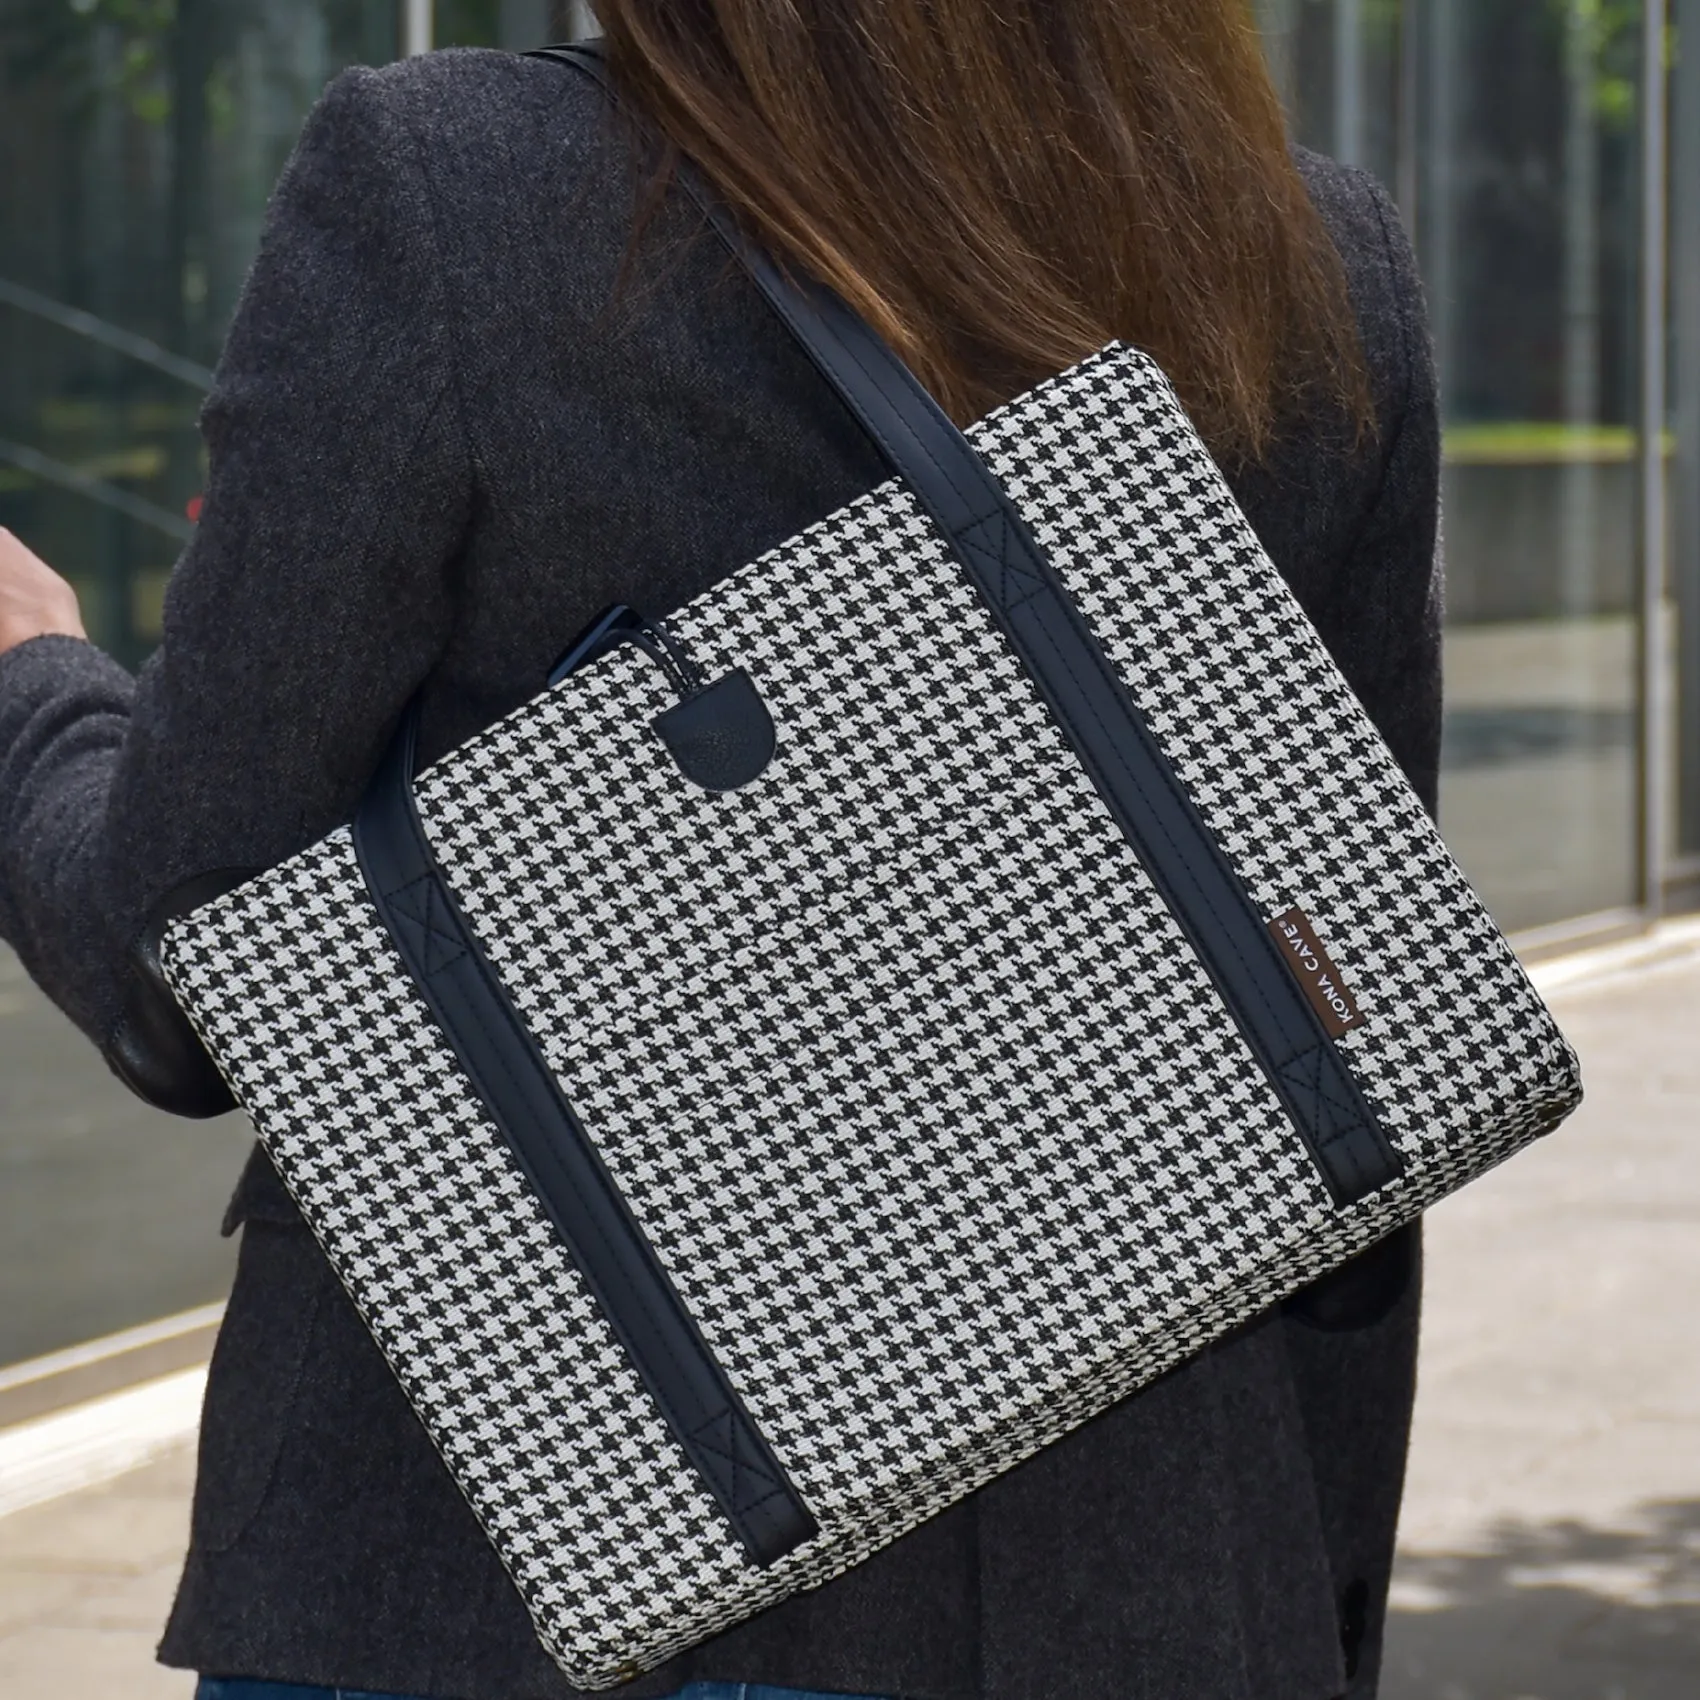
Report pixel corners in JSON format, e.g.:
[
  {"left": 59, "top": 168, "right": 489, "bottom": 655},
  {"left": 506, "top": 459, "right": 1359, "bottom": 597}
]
[
  {"left": 529, "top": 45, "right": 1402, "bottom": 1207},
  {"left": 351, "top": 707, "right": 818, "bottom": 1568},
  {"left": 547, "top": 603, "right": 646, "bottom": 688},
  {"left": 106, "top": 869, "right": 259, "bottom": 1118}
]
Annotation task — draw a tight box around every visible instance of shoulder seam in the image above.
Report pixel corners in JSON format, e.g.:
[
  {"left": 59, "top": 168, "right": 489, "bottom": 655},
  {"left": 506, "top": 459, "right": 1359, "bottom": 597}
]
[
  {"left": 358, "top": 67, "right": 487, "bottom": 576},
  {"left": 1355, "top": 167, "right": 1419, "bottom": 432},
  {"left": 1350, "top": 171, "right": 1438, "bottom": 699},
  {"left": 1320, "top": 167, "right": 1423, "bottom": 682}
]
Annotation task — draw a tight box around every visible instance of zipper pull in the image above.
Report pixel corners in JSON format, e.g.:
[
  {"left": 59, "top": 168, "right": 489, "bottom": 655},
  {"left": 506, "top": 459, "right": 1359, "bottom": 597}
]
[
  {"left": 641, "top": 619, "right": 775, "bottom": 795},
  {"left": 547, "top": 605, "right": 775, "bottom": 793}
]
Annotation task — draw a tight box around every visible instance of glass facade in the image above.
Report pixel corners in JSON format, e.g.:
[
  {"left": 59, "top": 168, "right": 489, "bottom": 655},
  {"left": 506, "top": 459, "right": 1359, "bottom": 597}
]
[
  {"left": 1259, "top": 0, "right": 1678, "bottom": 938},
  {"left": 0, "top": 2, "right": 1693, "bottom": 1364},
  {"left": 1677, "top": 0, "right": 1700, "bottom": 894},
  {"left": 0, "top": 4, "right": 600, "bottom": 1368},
  {"left": 0, "top": 0, "right": 407, "bottom": 1365},
  {"left": 431, "top": 1, "right": 596, "bottom": 51},
  {"left": 1424, "top": 2, "right": 1646, "bottom": 935},
  {"left": 0, "top": 1, "right": 399, "bottom": 667}
]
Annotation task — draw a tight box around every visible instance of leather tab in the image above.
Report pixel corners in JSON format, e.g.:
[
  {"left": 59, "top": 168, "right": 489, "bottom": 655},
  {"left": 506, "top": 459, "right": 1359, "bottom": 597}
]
[{"left": 654, "top": 670, "right": 776, "bottom": 792}]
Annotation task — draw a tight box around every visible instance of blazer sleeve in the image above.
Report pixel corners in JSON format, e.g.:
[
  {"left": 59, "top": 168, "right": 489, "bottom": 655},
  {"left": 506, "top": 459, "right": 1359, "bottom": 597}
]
[{"left": 0, "top": 64, "right": 472, "bottom": 1058}]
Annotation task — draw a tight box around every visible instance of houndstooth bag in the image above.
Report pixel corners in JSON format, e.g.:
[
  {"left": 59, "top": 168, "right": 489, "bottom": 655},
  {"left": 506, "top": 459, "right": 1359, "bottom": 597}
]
[{"left": 151, "top": 44, "right": 1582, "bottom": 1692}]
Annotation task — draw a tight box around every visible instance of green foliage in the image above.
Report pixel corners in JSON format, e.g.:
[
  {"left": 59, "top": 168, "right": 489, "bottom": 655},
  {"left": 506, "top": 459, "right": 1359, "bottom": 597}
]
[
  {"left": 1, "top": 0, "right": 176, "bottom": 125},
  {"left": 1549, "top": 0, "right": 1643, "bottom": 131},
  {"left": 2, "top": 0, "right": 394, "bottom": 126}
]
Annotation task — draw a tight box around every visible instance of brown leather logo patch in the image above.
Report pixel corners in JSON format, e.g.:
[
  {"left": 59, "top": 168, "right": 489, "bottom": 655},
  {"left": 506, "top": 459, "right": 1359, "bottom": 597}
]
[{"left": 1267, "top": 908, "right": 1362, "bottom": 1039}]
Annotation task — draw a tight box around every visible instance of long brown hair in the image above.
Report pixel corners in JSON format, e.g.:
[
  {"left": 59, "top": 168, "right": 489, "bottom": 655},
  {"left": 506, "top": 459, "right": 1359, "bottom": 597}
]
[{"left": 595, "top": 0, "right": 1371, "bottom": 462}]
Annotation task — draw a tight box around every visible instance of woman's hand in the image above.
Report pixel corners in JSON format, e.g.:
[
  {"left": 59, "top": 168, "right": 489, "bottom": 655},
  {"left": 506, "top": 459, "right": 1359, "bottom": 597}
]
[{"left": 0, "top": 528, "right": 87, "bottom": 656}]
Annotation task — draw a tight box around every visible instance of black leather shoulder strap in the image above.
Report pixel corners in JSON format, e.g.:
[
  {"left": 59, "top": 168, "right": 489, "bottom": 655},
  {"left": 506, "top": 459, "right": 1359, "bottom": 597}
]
[
  {"left": 526, "top": 42, "right": 1402, "bottom": 1208},
  {"left": 352, "top": 708, "right": 818, "bottom": 1567}
]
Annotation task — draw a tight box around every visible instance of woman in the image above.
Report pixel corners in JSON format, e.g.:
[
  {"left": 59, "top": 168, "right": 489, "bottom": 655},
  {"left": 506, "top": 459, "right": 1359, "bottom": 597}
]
[{"left": 0, "top": 4, "right": 1437, "bottom": 1698}]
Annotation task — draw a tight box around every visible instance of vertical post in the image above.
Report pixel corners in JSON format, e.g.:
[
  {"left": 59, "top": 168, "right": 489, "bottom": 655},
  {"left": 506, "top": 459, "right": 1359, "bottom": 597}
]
[
  {"left": 1675, "top": 0, "right": 1700, "bottom": 871},
  {"left": 1334, "top": 0, "right": 1366, "bottom": 167},
  {"left": 402, "top": 0, "right": 432, "bottom": 56},
  {"left": 1395, "top": 0, "right": 1421, "bottom": 226},
  {"left": 563, "top": 0, "right": 600, "bottom": 38},
  {"left": 1639, "top": 0, "right": 1672, "bottom": 917},
  {"left": 1562, "top": 0, "right": 1602, "bottom": 619},
  {"left": 1423, "top": 0, "right": 1459, "bottom": 412}
]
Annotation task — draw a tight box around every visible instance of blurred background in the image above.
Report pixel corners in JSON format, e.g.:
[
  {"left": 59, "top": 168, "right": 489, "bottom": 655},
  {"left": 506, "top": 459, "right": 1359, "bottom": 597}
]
[
  {"left": 0, "top": 10, "right": 1696, "bottom": 1696},
  {"left": 9, "top": 0, "right": 1692, "bottom": 1363}
]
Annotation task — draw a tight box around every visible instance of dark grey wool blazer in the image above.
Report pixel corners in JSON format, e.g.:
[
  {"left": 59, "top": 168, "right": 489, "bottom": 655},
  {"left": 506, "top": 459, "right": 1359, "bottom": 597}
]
[{"left": 0, "top": 46, "right": 1440, "bottom": 1700}]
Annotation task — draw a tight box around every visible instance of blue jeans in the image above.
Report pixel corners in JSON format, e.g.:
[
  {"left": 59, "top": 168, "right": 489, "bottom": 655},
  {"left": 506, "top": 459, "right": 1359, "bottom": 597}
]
[{"left": 196, "top": 1682, "right": 894, "bottom": 1700}]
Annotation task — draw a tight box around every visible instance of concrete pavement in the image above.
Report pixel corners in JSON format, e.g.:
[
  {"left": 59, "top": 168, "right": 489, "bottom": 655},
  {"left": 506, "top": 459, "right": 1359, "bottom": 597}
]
[
  {"left": 1, "top": 933, "right": 1696, "bottom": 1700},
  {"left": 0, "top": 1443, "right": 193, "bottom": 1699},
  {"left": 1381, "top": 935, "right": 1700, "bottom": 1700}
]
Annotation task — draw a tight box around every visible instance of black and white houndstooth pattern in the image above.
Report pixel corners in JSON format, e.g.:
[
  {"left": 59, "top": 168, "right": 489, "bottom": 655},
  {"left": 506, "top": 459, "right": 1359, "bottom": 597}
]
[{"left": 162, "top": 345, "right": 1581, "bottom": 1688}]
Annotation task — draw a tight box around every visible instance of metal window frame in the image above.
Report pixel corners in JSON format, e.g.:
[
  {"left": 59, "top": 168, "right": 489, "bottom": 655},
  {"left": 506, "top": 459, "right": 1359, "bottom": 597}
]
[
  {"left": 402, "top": 0, "right": 431, "bottom": 55},
  {"left": 1638, "top": 0, "right": 1673, "bottom": 923},
  {"left": 1675, "top": 0, "right": 1700, "bottom": 880},
  {"left": 1390, "top": 0, "right": 1688, "bottom": 950}
]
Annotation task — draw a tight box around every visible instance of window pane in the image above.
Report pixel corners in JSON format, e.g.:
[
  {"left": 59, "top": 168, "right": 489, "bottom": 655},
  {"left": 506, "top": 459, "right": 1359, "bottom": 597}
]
[
  {"left": 1425, "top": 0, "right": 1644, "bottom": 933},
  {"left": 1262, "top": 0, "right": 1647, "bottom": 936},
  {"left": 0, "top": 0, "right": 400, "bottom": 1366},
  {"left": 1255, "top": 0, "right": 1403, "bottom": 185},
  {"left": 434, "top": 1, "right": 597, "bottom": 50}
]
